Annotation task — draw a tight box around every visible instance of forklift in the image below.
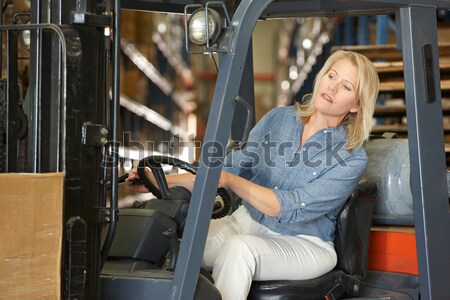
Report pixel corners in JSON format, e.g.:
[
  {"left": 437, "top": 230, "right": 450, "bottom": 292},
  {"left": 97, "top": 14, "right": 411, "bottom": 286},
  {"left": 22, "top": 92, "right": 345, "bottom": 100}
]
[{"left": 1, "top": 1, "right": 449, "bottom": 299}]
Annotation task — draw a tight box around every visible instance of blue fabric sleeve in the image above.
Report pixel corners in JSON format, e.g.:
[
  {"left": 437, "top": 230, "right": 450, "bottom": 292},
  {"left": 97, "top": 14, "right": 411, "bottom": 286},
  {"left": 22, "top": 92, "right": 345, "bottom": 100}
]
[{"left": 274, "top": 155, "right": 368, "bottom": 224}]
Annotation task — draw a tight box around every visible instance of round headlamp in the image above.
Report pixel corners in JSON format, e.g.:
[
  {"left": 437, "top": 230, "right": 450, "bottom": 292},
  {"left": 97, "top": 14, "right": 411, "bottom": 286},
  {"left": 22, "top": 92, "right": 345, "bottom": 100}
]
[{"left": 187, "top": 8, "right": 222, "bottom": 45}]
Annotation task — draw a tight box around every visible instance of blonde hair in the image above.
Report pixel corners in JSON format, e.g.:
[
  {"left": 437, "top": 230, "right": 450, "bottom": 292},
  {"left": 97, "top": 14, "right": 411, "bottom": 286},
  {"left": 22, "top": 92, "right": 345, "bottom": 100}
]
[{"left": 295, "top": 50, "right": 380, "bottom": 151}]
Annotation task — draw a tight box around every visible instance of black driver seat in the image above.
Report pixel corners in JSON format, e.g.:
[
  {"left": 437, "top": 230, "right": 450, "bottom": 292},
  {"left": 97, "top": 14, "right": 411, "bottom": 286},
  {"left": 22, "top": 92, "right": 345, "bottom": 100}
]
[{"left": 248, "top": 181, "right": 377, "bottom": 300}]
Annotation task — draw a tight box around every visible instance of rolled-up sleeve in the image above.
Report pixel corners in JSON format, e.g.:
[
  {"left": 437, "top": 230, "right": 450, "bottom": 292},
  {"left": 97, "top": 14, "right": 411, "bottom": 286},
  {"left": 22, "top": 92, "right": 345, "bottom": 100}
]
[{"left": 275, "top": 155, "right": 368, "bottom": 224}]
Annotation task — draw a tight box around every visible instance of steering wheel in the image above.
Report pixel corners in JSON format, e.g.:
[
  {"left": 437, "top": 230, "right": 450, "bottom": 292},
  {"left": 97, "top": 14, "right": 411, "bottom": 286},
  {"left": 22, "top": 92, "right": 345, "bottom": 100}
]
[{"left": 137, "top": 155, "right": 232, "bottom": 219}]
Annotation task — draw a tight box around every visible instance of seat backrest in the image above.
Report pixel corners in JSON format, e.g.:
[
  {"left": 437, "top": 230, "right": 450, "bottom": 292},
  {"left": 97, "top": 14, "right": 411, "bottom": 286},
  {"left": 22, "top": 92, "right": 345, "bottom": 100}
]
[{"left": 334, "top": 181, "right": 377, "bottom": 279}]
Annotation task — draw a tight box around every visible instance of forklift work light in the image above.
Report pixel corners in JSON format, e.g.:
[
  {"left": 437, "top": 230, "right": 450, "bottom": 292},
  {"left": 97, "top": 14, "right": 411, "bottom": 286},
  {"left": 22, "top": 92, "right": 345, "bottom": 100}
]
[{"left": 187, "top": 8, "right": 222, "bottom": 45}]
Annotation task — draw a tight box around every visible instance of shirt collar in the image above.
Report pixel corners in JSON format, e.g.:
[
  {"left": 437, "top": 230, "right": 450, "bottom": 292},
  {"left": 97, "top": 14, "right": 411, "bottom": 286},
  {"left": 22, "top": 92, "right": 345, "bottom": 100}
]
[{"left": 287, "top": 108, "right": 348, "bottom": 143}]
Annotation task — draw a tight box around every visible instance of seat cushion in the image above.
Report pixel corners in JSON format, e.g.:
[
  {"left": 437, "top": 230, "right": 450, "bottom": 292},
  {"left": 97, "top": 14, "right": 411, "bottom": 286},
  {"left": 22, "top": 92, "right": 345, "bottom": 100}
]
[{"left": 248, "top": 270, "right": 347, "bottom": 300}]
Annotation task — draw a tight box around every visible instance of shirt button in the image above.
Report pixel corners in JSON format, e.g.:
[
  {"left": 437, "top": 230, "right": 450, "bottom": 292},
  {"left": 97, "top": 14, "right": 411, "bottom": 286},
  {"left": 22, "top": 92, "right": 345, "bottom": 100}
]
[
  {"left": 302, "top": 148, "right": 307, "bottom": 152},
  {"left": 274, "top": 186, "right": 278, "bottom": 189},
  {"left": 301, "top": 203, "right": 306, "bottom": 207},
  {"left": 264, "top": 141, "right": 268, "bottom": 144},
  {"left": 312, "top": 171, "right": 317, "bottom": 176}
]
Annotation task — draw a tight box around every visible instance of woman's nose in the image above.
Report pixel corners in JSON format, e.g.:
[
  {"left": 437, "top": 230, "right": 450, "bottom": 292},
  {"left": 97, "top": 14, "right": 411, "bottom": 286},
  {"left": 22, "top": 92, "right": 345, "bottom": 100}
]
[{"left": 328, "top": 84, "right": 337, "bottom": 93}]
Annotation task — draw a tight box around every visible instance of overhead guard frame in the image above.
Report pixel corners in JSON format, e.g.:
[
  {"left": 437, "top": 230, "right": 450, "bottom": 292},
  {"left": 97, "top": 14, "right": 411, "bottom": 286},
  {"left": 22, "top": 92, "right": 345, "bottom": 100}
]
[{"left": 118, "top": 1, "right": 450, "bottom": 300}]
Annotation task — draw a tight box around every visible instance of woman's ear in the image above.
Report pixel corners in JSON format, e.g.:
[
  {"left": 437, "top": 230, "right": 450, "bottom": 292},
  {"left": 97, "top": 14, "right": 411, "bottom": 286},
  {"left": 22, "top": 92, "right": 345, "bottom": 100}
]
[
  {"left": 350, "top": 103, "right": 361, "bottom": 113},
  {"left": 350, "top": 106, "right": 360, "bottom": 113}
]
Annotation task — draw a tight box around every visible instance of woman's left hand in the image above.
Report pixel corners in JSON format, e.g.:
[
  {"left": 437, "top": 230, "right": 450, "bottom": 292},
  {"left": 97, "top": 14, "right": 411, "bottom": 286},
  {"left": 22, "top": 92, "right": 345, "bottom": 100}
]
[{"left": 218, "top": 171, "right": 232, "bottom": 189}]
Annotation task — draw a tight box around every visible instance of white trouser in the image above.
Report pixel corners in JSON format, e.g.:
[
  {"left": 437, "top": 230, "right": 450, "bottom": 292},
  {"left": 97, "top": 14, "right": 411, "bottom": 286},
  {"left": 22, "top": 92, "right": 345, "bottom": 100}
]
[{"left": 201, "top": 205, "right": 337, "bottom": 300}]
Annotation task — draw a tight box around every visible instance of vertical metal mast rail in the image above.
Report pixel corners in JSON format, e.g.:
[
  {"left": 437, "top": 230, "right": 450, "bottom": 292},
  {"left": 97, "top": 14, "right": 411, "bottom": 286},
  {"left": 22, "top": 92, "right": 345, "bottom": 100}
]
[
  {"left": 101, "top": 0, "right": 120, "bottom": 271},
  {"left": 399, "top": 5, "right": 450, "bottom": 299},
  {"left": 26, "top": 1, "right": 112, "bottom": 299},
  {"left": 171, "top": 1, "right": 275, "bottom": 299}
]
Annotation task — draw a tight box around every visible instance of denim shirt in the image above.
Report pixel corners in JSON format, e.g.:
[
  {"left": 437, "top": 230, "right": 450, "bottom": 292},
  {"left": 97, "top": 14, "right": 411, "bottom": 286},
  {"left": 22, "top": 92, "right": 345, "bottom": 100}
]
[{"left": 223, "top": 106, "right": 368, "bottom": 242}]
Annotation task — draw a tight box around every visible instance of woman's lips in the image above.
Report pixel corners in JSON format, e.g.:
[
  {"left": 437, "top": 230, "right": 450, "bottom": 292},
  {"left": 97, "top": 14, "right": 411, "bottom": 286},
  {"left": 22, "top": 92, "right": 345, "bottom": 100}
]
[{"left": 321, "top": 92, "right": 333, "bottom": 103}]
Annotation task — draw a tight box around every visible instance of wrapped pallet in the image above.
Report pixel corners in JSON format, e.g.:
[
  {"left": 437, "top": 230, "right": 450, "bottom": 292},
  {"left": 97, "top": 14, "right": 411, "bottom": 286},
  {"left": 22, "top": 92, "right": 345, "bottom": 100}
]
[{"left": 0, "top": 173, "right": 64, "bottom": 300}]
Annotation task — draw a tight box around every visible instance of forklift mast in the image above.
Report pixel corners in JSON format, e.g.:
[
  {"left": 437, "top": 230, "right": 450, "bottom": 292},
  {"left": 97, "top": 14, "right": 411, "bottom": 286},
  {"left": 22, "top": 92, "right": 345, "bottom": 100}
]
[
  {"left": 2, "top": 0, "right": 449, "bottom": 300},
  {"left": 1, "top": 1, "right": 115, "bottom": 299}
]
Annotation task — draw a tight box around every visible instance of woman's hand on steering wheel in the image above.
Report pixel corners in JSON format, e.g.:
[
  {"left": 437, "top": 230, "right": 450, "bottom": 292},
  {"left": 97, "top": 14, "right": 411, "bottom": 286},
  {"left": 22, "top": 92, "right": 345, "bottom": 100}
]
[
  {"left": 218, "top": 171, "right": 233, "bottom": 189},
  {"left": 126, "top": 168, "right": 156, "bottom": 193},
  {"left": 125, "top": 155, "right": 233, "bottom": 218}
]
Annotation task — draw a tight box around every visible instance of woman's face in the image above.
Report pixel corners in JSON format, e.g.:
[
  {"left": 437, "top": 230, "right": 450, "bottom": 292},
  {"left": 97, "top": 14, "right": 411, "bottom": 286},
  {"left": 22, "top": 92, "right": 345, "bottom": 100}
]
[{"left": 313, "top": 58, "right": 359, "bottom": 125}]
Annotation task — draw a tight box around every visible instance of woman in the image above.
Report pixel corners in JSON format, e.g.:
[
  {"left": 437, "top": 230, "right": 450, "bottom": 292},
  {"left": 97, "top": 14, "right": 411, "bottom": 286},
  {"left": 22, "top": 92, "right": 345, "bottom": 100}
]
[{"left": 127, "top": 50, "right": 379, "bottom": 300}]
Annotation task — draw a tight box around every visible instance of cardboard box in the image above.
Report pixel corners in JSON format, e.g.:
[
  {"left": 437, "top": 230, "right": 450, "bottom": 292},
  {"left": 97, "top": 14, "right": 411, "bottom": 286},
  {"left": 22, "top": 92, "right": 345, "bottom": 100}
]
[{"left": 0, "top": 173, "right": 64, "bottom": 300}]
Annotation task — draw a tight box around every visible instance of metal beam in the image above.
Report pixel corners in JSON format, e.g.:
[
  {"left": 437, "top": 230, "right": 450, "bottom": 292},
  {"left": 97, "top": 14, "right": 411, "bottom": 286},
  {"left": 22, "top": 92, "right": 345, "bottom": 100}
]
[
  {"left": 121, "top": 0, "right": 450, "bottom": 18},
  {"left": 121, "top": 0, "right": 201, "bottom": 13},
  {"left": 231, "top": 40, "right": 256, "bottom": 142},
  {"left": 170, "top": 1, "right": 275, "bottom": 299},
  {"left": 399, "top": 5, "right": 450, "bottom": 300}
]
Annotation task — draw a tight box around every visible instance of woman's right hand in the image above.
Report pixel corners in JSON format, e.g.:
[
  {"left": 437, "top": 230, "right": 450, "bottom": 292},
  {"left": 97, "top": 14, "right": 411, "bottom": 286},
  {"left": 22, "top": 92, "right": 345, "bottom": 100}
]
[{"left": 126, "top": 167, "right": 156, "bottom": 193}]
